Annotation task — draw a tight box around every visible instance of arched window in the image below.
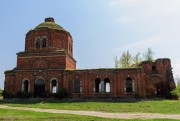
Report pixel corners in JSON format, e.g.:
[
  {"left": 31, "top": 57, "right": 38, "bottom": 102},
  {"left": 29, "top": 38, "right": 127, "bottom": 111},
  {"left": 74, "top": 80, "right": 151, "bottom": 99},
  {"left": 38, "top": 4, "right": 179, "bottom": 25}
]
[
  {"left": 35, "top": 37, "right": 41, "bottom": 48},
  {"left": 42, "top": 36, "right": 47, "bottom": 48},
  {"left": 50, "top": 79, "right": 58, "bottom": 94},
  {"left": 104, "top": 78, "right": 110, "bottom": 93},
  {"left": 74, "top": 78, "right": 80, "bottom": 93},
  {"left": 22, "top": 79, "right": 30, "bottom": 93},
  {"left": 95, "top": 78, "right": 101, "bottom": 93},
  {"left": 24, "top": 80, "right": 29, "bottom": 92},
  {"left": 51, "top": 80, "right": 57, "bottom": 93},
  {"left": 126, "top": 77, "right": 133, "bottom": 92}
]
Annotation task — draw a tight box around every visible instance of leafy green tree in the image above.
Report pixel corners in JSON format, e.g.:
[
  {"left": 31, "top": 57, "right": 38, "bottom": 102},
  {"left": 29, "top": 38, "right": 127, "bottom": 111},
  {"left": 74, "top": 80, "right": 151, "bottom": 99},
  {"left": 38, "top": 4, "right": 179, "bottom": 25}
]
[
  {"left": 143, "top": 48, "right": 155, "bottom": 61},
  {"left": 170, "top": 76, "right": 180, "bottom": 99},
  {"left": 115, "top": 51, "right": 141, "bottom": 68},
  {"left": 170, "top": 85, "right": 180, "bottom": 99},
  {"left": 114, "top": 56, "right": 119, "bottom": 68},
  {"left": 114, "top": 48, "right": 156, "bottom": 68},
  {"left": 174, "top": 76, "right": 180, "bottom": 86},
  {"left": 119, "top": 51, "right": 133, "bottom": 68},
  {"left": 133, "top": 52, "right": 142, "bottom": 66},
  {"left": 0, "top": 88, "right": 2, "bottom": 96}
]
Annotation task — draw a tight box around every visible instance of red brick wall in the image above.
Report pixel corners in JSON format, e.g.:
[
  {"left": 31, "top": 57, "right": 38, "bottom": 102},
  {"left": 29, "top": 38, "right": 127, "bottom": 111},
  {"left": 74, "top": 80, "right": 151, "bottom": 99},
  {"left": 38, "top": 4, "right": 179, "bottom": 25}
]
[
  {"left": 25, "top": 30, "right": 73, "bottom": 56},
  {"left": 64, "top": 68, "right": 146, "bottom": 98}
]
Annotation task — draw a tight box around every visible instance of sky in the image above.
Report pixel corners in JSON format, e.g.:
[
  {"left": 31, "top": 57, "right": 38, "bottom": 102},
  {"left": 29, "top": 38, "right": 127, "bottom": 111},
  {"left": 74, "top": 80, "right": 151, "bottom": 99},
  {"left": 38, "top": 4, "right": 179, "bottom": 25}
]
[{"left": 0, "top": 0, "right": 180, "bottom": 89}]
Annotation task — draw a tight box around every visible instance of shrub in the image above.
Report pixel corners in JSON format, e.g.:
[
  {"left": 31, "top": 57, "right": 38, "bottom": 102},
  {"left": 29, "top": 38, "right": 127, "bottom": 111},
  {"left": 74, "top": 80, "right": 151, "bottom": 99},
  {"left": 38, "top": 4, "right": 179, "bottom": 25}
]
[
  {"left": 165, "top": 90, "right": 171, "bottom": 99},
  {"left": 135, "top": 92, "right": 141, "bottom": 98},
  {"left": 55, "top": 88, "right": 69, "bottom": 99},
  {"left": 146, "top": 92, "right": 151, "bottom": 98},
  {"left": 41, "top": 90, "right": 50, "bottom": 98},
  {"left": 0, "top": 89, "right": 2, "bottom": 96},
  {"left": 2, "top": 91, "right": 13, "bottom": 99},
  {"left": 16, "top": 91, "right": 32, "bottom": 99},
  {"left": 170, "top": 89, "right": 180, "bottom": 100}
]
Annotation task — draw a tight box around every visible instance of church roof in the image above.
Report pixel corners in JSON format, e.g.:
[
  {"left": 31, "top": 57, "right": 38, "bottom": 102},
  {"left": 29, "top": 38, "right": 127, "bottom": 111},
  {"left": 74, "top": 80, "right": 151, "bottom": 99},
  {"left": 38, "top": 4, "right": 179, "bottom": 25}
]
[{"left": 34, "top": 17, "right": 65, "bottom": 31}]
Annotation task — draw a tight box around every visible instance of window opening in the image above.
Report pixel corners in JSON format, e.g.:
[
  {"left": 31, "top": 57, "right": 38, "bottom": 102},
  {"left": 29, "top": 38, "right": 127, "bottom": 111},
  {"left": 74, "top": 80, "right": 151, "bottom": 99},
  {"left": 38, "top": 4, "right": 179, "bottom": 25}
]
[
  {"left": 126, "top": 77, "right": 133, "bottom": 92},
  {"left": 104, "top": 78, "right": 110, "bottom": 93},
  {"left": 52, "top": 80, "right": 57, "bottom": 93},
  {"left": 95, "top": 78, "right": 101, "bottom": 93},
  {"left": 74, "top": 78, "right": 80, "bottom": 93},
  {"left": 36, "top": 38, "right": 41, "bottom": 48},
  {"left": 42, "top": 37, "right": 47, "bottom": 48},
  {"left": 23, "top": 80, "right": 29, "bottom": 92}
]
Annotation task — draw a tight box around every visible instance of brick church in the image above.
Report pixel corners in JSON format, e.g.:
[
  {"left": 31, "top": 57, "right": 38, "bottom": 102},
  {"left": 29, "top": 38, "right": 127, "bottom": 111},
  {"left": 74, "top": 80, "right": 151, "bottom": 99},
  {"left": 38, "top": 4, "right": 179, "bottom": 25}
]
[{"left": 4, "top": 18, "right": 175, "bottom": 98}]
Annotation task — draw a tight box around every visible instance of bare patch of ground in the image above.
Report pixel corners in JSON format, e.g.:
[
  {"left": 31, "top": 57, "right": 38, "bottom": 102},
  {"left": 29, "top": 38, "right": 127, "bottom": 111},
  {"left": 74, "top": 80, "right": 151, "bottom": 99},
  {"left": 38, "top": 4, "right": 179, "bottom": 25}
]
[{"left": 0, "top": 105, "right": 180, "bottom": 120}]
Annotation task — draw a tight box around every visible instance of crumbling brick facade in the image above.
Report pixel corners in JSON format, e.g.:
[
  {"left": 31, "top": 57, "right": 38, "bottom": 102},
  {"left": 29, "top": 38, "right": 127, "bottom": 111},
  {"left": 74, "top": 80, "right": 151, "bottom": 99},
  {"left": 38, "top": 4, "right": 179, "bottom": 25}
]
[{"left": 4, "top": 18, "right": 176, "bottom": 99}]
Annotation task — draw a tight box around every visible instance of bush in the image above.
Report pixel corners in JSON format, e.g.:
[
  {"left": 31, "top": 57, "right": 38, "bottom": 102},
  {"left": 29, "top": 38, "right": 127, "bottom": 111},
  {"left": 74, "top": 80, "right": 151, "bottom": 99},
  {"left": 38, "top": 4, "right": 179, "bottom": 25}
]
[
  {"left": 55, "top": 88, "right": 69, "bottom": 99},
  {"left": 165, "top": 90, "right": 171, "bottom": 99},
  {"left": 16, "top": 91, "right": 32, "bottom": 99},
  {"left": 146, "top": 91, "right": 151, "bottom": 98},
  {"left": 2, "top": 91, "right": 14, "bottom": 99},
  {"left": 41, "top": 90, "right": 50, "bottom": 98},
  {"left": 0, "top": 89, "right": 3, "bottom": 96},
  {"left": 170, "top": 84, "right": 180, "bottom": 100},
  {"left": 135, "top": 92, "right": 141, "bottom": 98}
]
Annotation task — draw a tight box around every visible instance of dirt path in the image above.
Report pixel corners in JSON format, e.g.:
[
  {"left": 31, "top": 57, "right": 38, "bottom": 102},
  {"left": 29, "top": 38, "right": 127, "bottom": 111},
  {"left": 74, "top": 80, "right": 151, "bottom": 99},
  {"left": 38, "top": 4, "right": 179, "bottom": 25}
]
[{"left": 0, "top": 105, "right": 180, "bottom": 120}]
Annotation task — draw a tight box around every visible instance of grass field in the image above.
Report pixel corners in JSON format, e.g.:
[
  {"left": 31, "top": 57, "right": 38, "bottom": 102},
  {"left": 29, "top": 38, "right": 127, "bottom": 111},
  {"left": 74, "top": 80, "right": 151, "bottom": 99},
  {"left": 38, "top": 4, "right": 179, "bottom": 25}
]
[
  {"left": 0, "top": 99, "right": 180, "bottom": 114},
  {"left": 0, "top": 108, "right": 179, "bottom": 121}
]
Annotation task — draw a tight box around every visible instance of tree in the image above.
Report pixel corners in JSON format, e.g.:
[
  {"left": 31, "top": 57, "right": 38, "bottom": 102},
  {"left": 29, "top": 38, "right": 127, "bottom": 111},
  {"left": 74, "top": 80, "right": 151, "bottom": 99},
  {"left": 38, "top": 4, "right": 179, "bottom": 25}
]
[
  {"left": 115, "top": 51, "right": 141, "bottom": 68},
  {"left": 114, "top": 56, "right": 119, "bottom": 68},
  {"left": 143, "top": 48, "right": 155, "bottom": 61},
  {"left": 133, "top": 52, "right": 142, "bottom": 66},
  {"left": 170, "top": 84, "right": 180, "bottom": 99},
  {"left": 176, "top": 76, "right": 180, "bottom": 86},
  {"left": 114, "top": 48, "right": 156, "bottom": 68},
  {"left": 0, "top": 88, "right": 2, "bottom": 96},
  {"left": 119, "top": 51, "right": 133, "bottom": 68}
]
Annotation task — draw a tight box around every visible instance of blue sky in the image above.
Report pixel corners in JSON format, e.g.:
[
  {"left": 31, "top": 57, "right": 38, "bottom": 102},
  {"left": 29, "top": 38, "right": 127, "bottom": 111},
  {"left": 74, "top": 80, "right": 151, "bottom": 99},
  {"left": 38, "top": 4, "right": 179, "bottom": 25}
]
[{"left": 1, "top": 0, "right": 180, "bottom": 89}]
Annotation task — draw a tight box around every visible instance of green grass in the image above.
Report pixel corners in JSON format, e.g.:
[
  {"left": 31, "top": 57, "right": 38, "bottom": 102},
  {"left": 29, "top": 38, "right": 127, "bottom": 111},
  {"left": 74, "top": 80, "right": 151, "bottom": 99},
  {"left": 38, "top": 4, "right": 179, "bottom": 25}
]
[
  {"left": 0, "top": 108, "right": 178, "bottom": 121},
  {"left": 0, "top": 99, "right": 180, "bottom": 114}
]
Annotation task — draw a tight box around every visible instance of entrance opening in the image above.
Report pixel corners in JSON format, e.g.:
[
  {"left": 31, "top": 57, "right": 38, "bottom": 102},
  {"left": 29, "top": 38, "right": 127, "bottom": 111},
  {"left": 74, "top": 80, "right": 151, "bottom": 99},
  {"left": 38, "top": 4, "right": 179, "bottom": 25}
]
[
  {"left": 23, "top": 80, "right": 29, "bottom": 93},
  {"left": 104, "top": 78, "right": 110, "bottom": 93},
  {"left": 74, "top": 78, "right": 80, "bottom": 93},
  {"left": 95, "top": 78, "right": 101, "bottom": 93},
  {"left": 156, "top": 84, "right": 162, "bottom": 97},
  {"left": 126, "top": 77, "right": 133, "bottom": 92},
  {"left": 51, "top": 80, "right": 57, "bottom": 93},
  {"left": 34, "top": 78, "right": 45, "bottom": 97}
]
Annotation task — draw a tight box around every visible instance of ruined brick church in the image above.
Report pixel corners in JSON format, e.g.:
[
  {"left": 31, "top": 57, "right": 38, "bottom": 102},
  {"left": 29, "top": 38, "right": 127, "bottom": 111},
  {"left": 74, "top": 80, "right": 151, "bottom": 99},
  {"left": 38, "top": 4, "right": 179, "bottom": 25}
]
[{"left": 4, "top": 18, "right": 175, "bottom": 98}]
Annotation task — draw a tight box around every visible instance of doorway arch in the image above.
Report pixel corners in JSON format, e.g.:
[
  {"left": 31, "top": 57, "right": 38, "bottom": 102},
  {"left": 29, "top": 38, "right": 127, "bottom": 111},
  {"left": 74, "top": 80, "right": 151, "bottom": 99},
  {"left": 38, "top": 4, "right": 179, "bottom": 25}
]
[
  {"left": 125, "top": 77, "right": 133, "bottom": 92},
  {"left": 22, "top": 78, "right": 30, "bottom": 93},
  {"left": 95, "top": 78, "right": 101, "bottom": 93},
  {"left": 34, "top": 78, "right": 45, "bottom": 97},
  {"left": 104, "top": 78, "right": 110, "bottom": 93}
]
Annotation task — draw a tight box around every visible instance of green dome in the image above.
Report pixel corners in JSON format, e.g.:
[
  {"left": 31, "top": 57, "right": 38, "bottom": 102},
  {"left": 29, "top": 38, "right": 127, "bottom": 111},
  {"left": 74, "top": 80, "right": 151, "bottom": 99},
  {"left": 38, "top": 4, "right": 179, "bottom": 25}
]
[{"left": 34, "top": 18, "right": 65, "bottom": 31}]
